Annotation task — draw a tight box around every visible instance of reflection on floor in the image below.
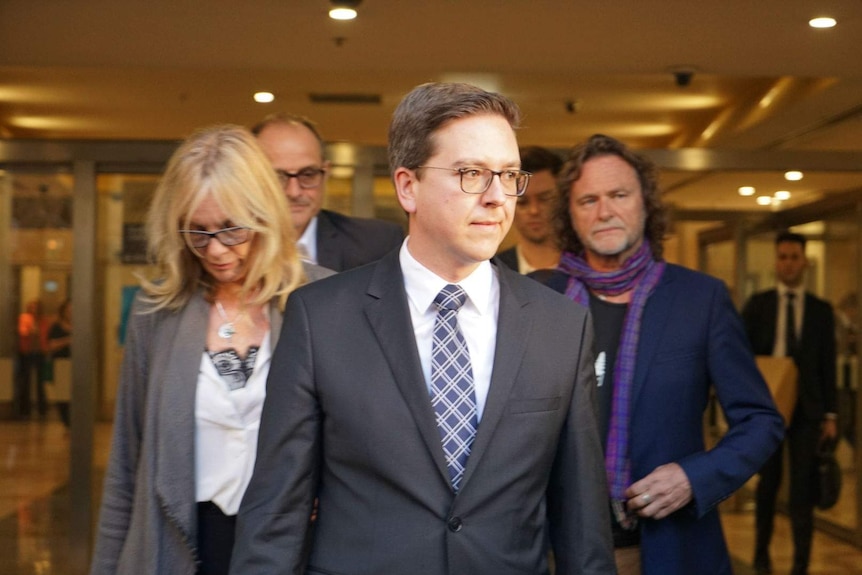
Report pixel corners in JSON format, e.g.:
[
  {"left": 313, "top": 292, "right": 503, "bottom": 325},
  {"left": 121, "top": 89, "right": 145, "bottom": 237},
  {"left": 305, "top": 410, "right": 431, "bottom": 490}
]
[{"left": 1, "top": 418, "right": 861, "bottom": 574}]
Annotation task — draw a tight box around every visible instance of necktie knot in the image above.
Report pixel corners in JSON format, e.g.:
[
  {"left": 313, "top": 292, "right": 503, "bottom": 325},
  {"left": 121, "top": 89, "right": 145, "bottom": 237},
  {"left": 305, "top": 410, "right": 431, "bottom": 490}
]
[
  {"left": 787, "top": 292, "right": 796, "bottom": 302},
  {"left": 435, "top": 284, "right": 467, "bottom": 312}
]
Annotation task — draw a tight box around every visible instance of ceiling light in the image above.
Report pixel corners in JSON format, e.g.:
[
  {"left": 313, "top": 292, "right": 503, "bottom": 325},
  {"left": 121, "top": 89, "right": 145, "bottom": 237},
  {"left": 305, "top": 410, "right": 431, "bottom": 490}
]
[
  {"left": 738, "top": 186, "right": 755, "bottom": 196},
  {"left": 253, "top": 92, "right": 275, "bottom": 103},
  {"left": 774, "top": 190, "right": 791, "bottom": 201},
  {"left": 756, "top": 196, "right": 773, "bottom": 206},
  {"left": 329, "top": 0, "right": 361, "bottom": 20},
  {"left": 809, "top": 17, "right": 837, "bottom": 29},
  {"left": 784, "top": 170, "right": 803, "bottom": 181}
]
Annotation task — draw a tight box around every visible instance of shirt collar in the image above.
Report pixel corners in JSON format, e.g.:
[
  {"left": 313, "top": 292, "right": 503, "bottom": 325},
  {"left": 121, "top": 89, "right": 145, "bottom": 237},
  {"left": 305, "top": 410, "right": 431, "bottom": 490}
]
[
  {"left": 296, "top": 216, "right": 319, "bottom": 264},
  {"left": 778, "top": 283, "right": 802, "bottom": 299},
  {"left": 399, "top": 237, "right": 495, "bottom": 315}
]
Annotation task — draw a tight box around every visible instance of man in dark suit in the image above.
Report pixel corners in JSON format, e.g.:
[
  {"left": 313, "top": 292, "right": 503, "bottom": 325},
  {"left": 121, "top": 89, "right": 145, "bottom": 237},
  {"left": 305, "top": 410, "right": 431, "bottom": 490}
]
[
  {"left": 497, "top": 146, "right": 563, "bottom": 274},
  {"left": 743, "top": 231, "right": 838, "bottom": 575},
  {"left": 533, "top": 134, "right": 784, "bottom": 575},
  {"left": 231, "top": 83, "right": 615, "bottom": 575},
  {"left": 253, "top": 113, "right": 404, "bottom": 271}
]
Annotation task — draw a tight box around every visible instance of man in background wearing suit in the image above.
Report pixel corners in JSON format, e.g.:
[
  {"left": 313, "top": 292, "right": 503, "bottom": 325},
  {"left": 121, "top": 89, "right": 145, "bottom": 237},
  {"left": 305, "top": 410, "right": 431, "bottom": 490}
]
[
  {"left": 231, "top": 83, "right": 615, "bottom": 575},
  {"left": 743, "top": 231, "right": 838, "bottom": 575},
  {"left": 497, "top": 146, "right": 563, "bottom": 274},
  {"left": 534, "top": 134, "right": 783, "bottom": 575},
  {"left": 253, "top": 113, "right": 404, "bottom": 271}
]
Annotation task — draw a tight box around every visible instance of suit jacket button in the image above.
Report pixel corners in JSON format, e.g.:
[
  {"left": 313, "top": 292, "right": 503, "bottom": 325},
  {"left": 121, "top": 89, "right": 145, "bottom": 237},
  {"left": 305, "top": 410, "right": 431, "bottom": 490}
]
[{"left": 447, "top": 517, "right": 463, "bottom": 532}]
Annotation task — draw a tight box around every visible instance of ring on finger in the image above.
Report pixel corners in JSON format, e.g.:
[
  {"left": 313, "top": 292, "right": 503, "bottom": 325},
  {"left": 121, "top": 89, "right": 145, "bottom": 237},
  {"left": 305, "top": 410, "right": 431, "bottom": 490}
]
[{"left": 641, "top": 492, "right": 652, "bottom": 504}]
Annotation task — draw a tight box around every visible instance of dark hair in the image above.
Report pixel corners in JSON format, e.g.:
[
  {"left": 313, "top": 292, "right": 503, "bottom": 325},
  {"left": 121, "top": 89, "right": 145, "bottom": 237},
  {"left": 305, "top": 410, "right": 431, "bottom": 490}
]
[
  {"left": 519, "top": 146, "right": 563, "bottom": 176},
  {"left": 250, "top": 113, "right": 326, "bottom": 159},
  {"left": 554, "top": 133, "right": 667, "bottom": 259},
  {"left": 388, "top": 82, "right": 521, "bottom": 173},
  {"left": 775, "top": 230, "right": 807, "bottom": 249}
]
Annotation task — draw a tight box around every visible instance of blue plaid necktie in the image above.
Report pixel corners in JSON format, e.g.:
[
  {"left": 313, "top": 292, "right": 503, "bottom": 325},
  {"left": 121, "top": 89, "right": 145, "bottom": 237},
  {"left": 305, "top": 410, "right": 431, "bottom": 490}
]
[{"left": 431, "top": 284, "right": 478, "bottom": 492}]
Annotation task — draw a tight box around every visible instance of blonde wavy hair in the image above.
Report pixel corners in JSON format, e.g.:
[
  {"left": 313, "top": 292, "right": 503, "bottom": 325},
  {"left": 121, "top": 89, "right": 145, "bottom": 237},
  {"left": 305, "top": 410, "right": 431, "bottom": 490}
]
[{"left": 141, "top": 124, "right": 303, "bottom": 311}]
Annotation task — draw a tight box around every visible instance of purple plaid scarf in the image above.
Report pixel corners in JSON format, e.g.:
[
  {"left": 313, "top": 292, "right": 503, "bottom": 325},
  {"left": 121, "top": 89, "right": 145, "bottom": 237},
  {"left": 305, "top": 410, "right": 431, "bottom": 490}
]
[{"left": 558, "top": 240, "right": 665, "bottom": 501}]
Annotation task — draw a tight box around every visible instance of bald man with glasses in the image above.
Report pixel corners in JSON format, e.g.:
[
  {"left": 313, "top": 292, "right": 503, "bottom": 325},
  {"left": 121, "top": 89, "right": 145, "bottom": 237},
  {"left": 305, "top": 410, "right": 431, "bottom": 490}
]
[{"left": 252, "top": 114, "right": 404, "bottom": 271}]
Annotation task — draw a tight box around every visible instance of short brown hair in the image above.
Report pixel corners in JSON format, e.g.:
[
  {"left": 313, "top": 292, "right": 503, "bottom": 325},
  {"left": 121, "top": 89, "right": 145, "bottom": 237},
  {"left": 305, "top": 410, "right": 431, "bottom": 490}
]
[
  {"left": 520, "top": 146, "right": 563, "bottom": 176},
  {"left": 554, "top": 134, "right": 667, "bottom": 259},
  {"left": 388, "top": 82, "right": 521, "bottom": 174}
]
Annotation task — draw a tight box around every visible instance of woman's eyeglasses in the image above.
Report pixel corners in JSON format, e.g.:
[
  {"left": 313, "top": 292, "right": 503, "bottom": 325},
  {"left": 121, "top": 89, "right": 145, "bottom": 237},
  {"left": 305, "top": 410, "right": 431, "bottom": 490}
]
[{"left": 178, "top": 226, "right": 251, "bottom": 250}]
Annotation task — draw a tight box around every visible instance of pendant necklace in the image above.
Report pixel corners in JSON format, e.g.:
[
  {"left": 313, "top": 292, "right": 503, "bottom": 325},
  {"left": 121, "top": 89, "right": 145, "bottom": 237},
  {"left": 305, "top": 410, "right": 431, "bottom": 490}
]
[{"left": 215, "top": 301, "right": 244, "bottom": 341}]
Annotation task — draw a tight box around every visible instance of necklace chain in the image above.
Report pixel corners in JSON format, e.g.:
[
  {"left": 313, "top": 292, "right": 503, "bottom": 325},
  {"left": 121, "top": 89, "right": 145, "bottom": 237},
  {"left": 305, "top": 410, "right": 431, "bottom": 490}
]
[{"left": 215, "top": 301, "right": 245, "bottom": 341}]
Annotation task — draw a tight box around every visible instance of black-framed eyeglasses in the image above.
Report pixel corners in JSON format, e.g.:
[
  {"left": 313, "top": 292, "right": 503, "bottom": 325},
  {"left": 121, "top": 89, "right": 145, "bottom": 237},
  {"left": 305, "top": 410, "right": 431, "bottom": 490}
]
[
  {"left": 275, "top": 167, "right": 326, "bottom": 190},
  {"left": 178, "top": 226, "right": 251, "bottom": 250},
  {"left": 417, "top": 166, "right": 531, "bottom": 197}
]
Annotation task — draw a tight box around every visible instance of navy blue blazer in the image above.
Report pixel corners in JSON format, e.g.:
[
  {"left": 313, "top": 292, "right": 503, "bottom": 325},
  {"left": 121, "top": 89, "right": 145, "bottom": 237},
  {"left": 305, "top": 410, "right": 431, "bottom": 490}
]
[
  {"left": 539, "top": 263, "right": 784, "bottom": 575},
  {"left": 315, "top": 209, "right": 404, "bottom": 272}
]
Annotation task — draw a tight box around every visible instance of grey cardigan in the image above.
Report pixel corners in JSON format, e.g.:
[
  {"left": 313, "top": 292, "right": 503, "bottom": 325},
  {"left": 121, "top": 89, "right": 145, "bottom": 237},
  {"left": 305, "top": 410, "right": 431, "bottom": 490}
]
[{"left": 90, "top": 263, "right": 333, "bottom": 574}]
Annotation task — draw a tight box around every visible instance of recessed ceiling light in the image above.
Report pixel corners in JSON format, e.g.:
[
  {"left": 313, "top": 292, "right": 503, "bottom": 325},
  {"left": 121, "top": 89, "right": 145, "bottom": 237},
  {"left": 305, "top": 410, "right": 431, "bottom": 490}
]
[
  {"left": 809, "top": 17, "right": 837, "bottom": 29},
  {"left": 756, "top": 196, "right": 773, "bottom": 206},
  {"left": 774, "top": 190, "right": 791, "bottom": 201},
  {"left": 254, "top": 92, "right": 275, "bottom": 103},
  {"left": 738, "top": 186, "right": 755, "bottom": 196},
  {"left": 329, "top": 7, "right": 356, "bottom": 19},
  {"left": 784, "top": 170, "right": 803, "bottom": 181},
  {"left": 329, "top": 1, "right": 360, "bottom": 20}
]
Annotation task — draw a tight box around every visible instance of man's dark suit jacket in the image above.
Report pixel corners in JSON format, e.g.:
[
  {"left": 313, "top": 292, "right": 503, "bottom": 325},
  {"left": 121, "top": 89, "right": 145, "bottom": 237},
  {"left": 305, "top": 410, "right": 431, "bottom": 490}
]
[
  {"left": 742, "top": 289, "right": 837, "bottom": 423},
  {"left": 496, "top": 245, "right": 519, "bottom": 271},
  {"left": 315, "top": 209, "right": 404, "bottom": 272},
  {"left": 231, "top": 251, "right": 615, "bottom": 575}
]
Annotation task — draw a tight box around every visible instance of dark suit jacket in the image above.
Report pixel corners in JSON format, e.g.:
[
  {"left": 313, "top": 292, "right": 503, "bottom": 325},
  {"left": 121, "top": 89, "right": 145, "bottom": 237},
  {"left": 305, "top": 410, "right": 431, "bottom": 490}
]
[
  {"left": 742, "top": 289, "right": 837, "bottom": 423},
  {"left": 496, "top": 245, "right": 519, "bottom": 271},
  {"left": 231, "top": 251, "right": 614, "bottom": 575},
  {"left": 315, "top": 209, "right": 404, "bottom": 272},
  {"left": 538, "top": 264, "right": 784, "bottom": 575}
]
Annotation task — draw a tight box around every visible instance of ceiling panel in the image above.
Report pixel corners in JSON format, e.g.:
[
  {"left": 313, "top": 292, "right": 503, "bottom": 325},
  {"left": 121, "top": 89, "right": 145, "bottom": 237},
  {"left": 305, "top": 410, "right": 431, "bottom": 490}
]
[{"left": 2, "top": 0, "right": 862, "bottom": 213}]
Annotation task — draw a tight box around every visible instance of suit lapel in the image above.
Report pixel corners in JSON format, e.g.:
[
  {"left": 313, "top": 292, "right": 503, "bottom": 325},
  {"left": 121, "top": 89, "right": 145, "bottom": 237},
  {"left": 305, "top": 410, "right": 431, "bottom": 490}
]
[
  {"left": 631, "top": 267, "right": 675, "bottom": 409},
  {"left": 458, "top": 266, "right": 532, "bottom": 490},
  {"left": 800, "top": 292, "right": 815, "bottom": 346},
  {"left": 363, "top": 252, "right": 452, "bottom": 485},
  {"left": 764, "top": 290, "right": 779, "bottom": 348},
  {"left": 315, "top": 210, "right": 341, "bottom": 271}
]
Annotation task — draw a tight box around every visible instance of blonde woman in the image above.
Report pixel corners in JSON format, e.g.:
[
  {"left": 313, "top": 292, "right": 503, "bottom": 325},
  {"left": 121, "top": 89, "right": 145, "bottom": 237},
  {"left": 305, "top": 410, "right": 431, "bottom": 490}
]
[{"left": 91, "top": 125, "right": 332, "bottom": 575}]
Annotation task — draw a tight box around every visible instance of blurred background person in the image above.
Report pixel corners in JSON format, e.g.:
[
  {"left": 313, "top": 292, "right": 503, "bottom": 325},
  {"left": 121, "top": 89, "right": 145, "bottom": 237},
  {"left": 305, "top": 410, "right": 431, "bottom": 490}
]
[
  {"left": 742, "top": 231, "right": 837, "bottom": 575},
  {"left": 90, "top": 125, "right": 331, "bottom": 575},
  {"left": 836, "top": 292, "right": 857, "bottom": 446},
  {"left": 252, "top": 113, "right": 404, "bottom": 271},
  {"left": 45, "top": 298, "right": 73, "bottom": 428},
  {"left": 497, "top": 146, "right": 563, "bottom": 273},
  {"left": 15, "top": 299, "right": 48, "bottom": 419}
]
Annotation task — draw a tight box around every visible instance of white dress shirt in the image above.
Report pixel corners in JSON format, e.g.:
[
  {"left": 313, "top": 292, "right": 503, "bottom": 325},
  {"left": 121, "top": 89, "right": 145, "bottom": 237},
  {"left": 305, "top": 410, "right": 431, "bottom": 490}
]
[
  {"left": 296, "top": 216, "right": 319, "bottom": 264},
  {"left": 195, "top": 332, "right": 272, "bottom": 515},
  {"left": 399, "top": 239, "right": 499, "bottom": 422}
]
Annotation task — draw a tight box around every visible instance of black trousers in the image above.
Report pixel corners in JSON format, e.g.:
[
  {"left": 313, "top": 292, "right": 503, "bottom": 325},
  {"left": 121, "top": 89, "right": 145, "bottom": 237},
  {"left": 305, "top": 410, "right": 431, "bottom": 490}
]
[
  {"left": 197, "top": 501, "right": 237, "bottom": 575},
  {"left": 754, "top": 419, "right": 820, "bottom": 574},
  {"left": 14, "top": 352, "right": 46, "bottom": 417}
]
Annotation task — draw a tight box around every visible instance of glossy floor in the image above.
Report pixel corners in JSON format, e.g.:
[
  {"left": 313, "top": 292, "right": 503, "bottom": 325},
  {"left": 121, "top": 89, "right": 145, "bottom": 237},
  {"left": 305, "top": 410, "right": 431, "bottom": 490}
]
[{"left": 1, "top": 417, "right": 861, "bottom": 574}]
